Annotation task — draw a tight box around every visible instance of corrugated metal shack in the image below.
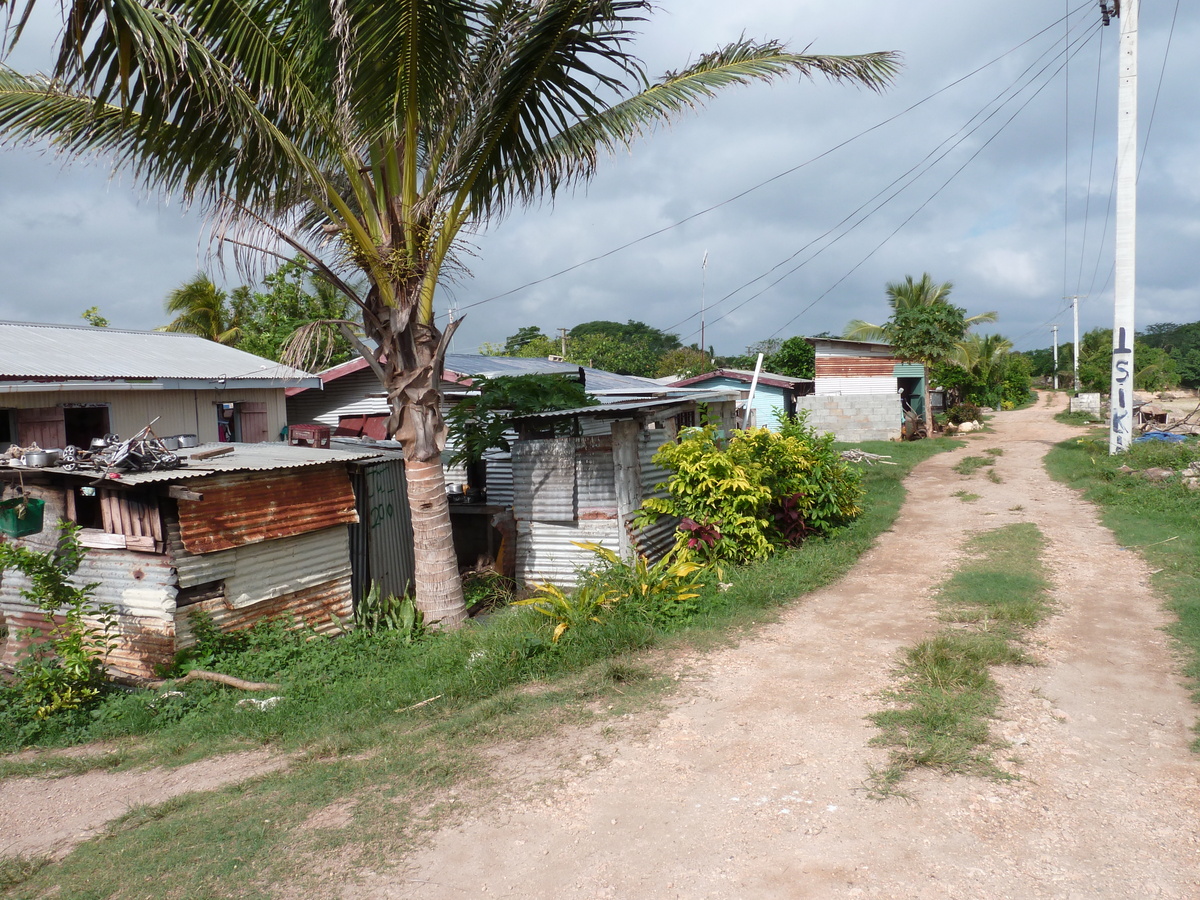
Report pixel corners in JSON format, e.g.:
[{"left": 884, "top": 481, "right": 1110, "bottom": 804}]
[
  {"left": 0, "top": 442, "right": 411, "bottom": 680},
  {"left": 508, "top": 392, "right": 738, "bottom": 586}
]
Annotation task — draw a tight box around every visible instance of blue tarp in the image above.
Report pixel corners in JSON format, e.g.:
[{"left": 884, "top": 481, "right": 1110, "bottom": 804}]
[{"left": 1134, "top": 431, "right": 1188, "bottom": 443}]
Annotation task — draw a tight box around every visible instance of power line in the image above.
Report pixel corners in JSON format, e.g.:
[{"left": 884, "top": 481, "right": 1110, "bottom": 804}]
[
  {"left": 671, "top": 14, "right": 1102, "bottom": 340},
  {"left": 455, "top": 1, "right": 1098, "bottom": 317}
]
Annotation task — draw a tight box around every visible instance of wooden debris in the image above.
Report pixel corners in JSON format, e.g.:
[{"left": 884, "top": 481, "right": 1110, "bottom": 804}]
[{"left": 840, "top": 449, "right": 895, "bottom": 465}]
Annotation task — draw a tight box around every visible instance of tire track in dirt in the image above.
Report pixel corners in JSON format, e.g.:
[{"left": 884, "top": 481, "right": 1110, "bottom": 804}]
[{"left": 349, "top": 393, "right": 1200, "bottom": 900}]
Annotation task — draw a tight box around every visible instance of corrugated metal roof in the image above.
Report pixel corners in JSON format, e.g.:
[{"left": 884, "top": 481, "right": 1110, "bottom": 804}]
[
  {"left": 0, "top": 321, "right": 320, "bottom": 387},
  {"left": 39, "top": 441, "right": 382, "bottom": 484},
  {"left": 511, "top": 390, "right": 737, "bottom": 422}
]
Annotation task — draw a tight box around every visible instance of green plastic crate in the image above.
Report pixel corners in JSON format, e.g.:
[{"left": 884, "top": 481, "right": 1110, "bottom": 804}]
[{"left": 0, "top": 497, "right": 45, "bottom": 538}]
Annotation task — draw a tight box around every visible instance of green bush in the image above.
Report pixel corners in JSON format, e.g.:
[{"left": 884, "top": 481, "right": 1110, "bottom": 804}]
[
  {"left": 946, "top": 403, "right": 982, "bottom": 425},
  {"left": 0, "top": 522, "right": 115, "bottom": 740},
  {"left": 637, "top": 414, "right": 863, "bottom": 564}
]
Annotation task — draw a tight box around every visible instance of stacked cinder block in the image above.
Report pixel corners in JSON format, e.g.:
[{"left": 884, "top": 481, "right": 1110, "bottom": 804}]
[{"left": 794, "top": 394, "right": 902, "bottom": 443}]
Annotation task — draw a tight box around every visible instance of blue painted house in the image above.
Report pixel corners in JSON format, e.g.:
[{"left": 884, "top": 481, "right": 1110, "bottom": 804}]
[{"left": 668, "top": 368, "right": 813, "bottom": 430}]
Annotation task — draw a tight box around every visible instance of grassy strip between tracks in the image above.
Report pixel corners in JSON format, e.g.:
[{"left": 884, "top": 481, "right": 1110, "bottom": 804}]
[{"left": 868, "top": 523, "right": 1051, "bottom": 798}]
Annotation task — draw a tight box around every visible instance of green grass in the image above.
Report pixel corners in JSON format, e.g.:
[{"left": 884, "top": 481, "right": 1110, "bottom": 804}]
[
  {"left": 867, "top": 523, "right": 1050, "bottom": 796},
  {"left": 953, "top": 490, "right": 980, "bottom": 503},
  {"left": 953, "top": 455, "right": 995, "bottom": 476},
  {"left": 1054, "top": 408, "right": 1104, "bottom": 426},
  {"left": 0, "top": 437, "right": 959, "bottom": 898},
  {"left": 1045, "top": 432, "right": 1200, "bottom": 749}
]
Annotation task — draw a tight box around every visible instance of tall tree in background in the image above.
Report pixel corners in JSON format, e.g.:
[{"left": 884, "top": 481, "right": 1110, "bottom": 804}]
[
  {"left": 883, "top": 302, "right": 967, "bottom": 430},
  {"left": 160, "top": 275, "right": 242, "bottom": 345},
  {"left": 0, "top": 0, "right": 898, "bottom": 624},
  {"left": 843, "top": 273, "right": 996, "bottom": 342}
]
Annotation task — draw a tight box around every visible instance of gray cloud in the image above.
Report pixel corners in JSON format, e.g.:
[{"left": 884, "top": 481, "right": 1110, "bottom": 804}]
[{"left": 1, "top": 0, "right": 1195, "bottom": 357}]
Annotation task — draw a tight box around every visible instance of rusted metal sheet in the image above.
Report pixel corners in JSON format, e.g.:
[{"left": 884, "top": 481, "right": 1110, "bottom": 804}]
[
  {"left": 176, "top": 466, "right": 358, "bottom": 553},
  {"left": 174, "top": 576, "right": 352, "bottom": 650},
  {"left": 516, "top": 519, "right": 621, "bottom": 587},
  {"left": 632, "top": 427, "right": 679, "bottom": 563},
  {"left": 166, "top": 517, "right": 237, "bottom": 588},
  {"left": 814, "top": 357, "right": 897, "bottom": 378}
]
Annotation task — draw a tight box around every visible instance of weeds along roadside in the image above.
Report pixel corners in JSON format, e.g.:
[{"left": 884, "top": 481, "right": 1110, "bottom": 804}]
[
  {"left": 1045, "top": 431, "right": 1200, "bottom": 749},
  {"left": 0, "top": 437, "right": 955, "bottom": 898}
]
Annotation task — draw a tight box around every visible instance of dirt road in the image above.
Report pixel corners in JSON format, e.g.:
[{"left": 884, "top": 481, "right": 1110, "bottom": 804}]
[{"left": 355, "top": 392, "right": 1200, "bottom": 899}]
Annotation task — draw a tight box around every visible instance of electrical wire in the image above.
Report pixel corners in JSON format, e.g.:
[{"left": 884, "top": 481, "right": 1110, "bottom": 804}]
[
  {"left": 703, "top": 21, "right": 1104, "bottom": 341},
  {"left": 666, "top": 13, "right": 1101, "bottom": 338},
  {"left": 454, "top": 0, "right": 1098, "bottom": 316}
]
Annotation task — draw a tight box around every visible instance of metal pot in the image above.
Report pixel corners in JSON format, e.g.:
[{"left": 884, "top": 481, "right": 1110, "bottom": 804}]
[
  {"left": 22, "top": 450, "right": 53, "bottom": 467},
  {"left": 174, "top": 434, "right": 199, "bottom": 448},
  {"left": 161, "top": 436, "right": 181, "bottom": 451}
]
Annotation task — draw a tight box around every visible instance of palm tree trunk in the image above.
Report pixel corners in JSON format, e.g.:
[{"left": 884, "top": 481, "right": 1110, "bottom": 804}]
[
  {"left": 404, "top": 457, "right": 467, "bottom": 627},
  {"left": 371, "top": 297, "right": 467, "bottom": 627}
]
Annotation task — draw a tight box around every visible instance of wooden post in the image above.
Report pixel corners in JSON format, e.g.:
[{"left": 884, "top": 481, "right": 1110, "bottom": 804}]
[{"left": 611, "top": 420, "right": 641, "bottom": 562}]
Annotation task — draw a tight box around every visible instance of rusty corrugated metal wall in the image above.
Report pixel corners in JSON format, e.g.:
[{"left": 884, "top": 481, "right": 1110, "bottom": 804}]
[
  {"left": 176, "top": 466, "right": 358, "bottom": 553},
  {"left": 0, "top": 484, "right": 177, "bottom": 679}
]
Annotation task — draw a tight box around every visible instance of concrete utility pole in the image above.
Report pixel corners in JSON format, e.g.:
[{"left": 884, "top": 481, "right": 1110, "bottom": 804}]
[
  {"left": 1072, "top": 295, "right": 1081, "bottom": 393},
  {"left": 1105, "top": 0, "right": 1137, "bottom": 454},
  {"left": 1051, "top": 325, "right": 1060, "bottom": 390},
  {"left": 558, "top": 327, "right": 568, "bottom": 357}
]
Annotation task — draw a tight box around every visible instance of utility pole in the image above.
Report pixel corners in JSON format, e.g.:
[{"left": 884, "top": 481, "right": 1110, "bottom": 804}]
[
  {"left": 1051, "top": 325, "right": 1060, "bottom": 390},
  {"left": 1071, "top": 295, "right": 1081, "bottom": 393},
  {"left": 558, "top": 327, "right": 568, "bottom": 357},
  {"left": 700, "top": 251, "right": 708, "bottom": 364},
  {"left": 1104, "top": 0, "right": 1137, "bottom": 454}
]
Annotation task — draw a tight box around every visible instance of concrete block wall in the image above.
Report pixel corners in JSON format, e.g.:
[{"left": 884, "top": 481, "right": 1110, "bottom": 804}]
[
  {"left": 794, "top": 393, "right": 902, "bottom": 443},
  {"left": 1070, "top": 393, "right": 1102, "bottom": 415}
]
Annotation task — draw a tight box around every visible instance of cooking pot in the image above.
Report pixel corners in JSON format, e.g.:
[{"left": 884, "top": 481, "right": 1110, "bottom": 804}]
[
  {"left": 161, "top": 436, "right": 181, "bottom": 451},
  {"left": 22, "top": 450, "right": 53, "bottom": 467},
  {"left": 174, "top": 434, "right": 199, "bottom": 448}
]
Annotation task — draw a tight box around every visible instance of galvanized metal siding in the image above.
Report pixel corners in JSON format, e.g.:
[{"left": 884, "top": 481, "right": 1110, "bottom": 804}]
[
  {"left": 483, "top": 449, "right": 514, "bottom": 505},
  {"left": 512, "top": 437, "right": 576, "bottom": 522},
  {"left": 577, "top": 435, "right": 617, "bottom": 519},
  {"left": 0, "top": 488, "right": 178, "bottom": 679},
  {"left": 166, "top": 518, "right": 237, "bottom": 587},
  {"left": 516, "top": 519, "right": 621, "bottom": 587},
  {"left": 176, "top": 466, "right": 358, "bottom": 553},
  {"left": 632, "top": 427, "right": 680, "bottom": 561},
  {"left": 222, "top": 527, "right": 351, "bottom": 609}
]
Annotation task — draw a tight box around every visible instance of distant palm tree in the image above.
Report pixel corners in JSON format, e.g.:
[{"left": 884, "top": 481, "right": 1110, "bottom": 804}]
[
  {"left": 159, "top": 275, "right": 241, "bottom": 345},
  {"left": 843, "top": 273, "right": 997, "bottom": 342},
  {"left": 952, "top": 333, "right": 1014, "bottom": 383}
]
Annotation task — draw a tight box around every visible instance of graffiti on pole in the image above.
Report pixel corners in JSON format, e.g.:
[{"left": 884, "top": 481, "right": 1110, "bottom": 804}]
[{"left": 1111, "top": 326, "right": 1133, "bottom": 451}]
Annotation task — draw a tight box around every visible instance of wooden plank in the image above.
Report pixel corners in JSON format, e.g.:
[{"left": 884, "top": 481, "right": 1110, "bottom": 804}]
[
  {"left": 168, "top": 485, "right": 204, "bottom": 502},
  {"left": 78, "top": 530, "right": 127, "bottom": 550},
  {"left": 125, "top": 535, "right": 157, "bottom": 552},
  {"left": 611, "top": 420, "right": 642, "bottom": 562},
  {"left": 100, "top": 492, "right": 114, "bottom": 532},
  {"left": 191, "top": 445, "right": 235, "bottom": 461}
]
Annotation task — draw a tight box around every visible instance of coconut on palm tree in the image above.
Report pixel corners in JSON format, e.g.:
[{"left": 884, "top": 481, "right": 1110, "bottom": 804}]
[
  {"left": 0, "top": 1, "right": 899, "bottom": 624},
  {"left": 843, "top": 273, "right": 996, "bottom": 343}
]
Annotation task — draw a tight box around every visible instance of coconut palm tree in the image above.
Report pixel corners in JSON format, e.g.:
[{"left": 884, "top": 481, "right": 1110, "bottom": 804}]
[
  {"left": 159, "top": 275, "right": 241, "bottom": 345},
  {"left": 843, "top": 273, "right": 997, "bottom": 342},
  {"left": 0, "top": 1, "right": 898, "bottom": 625}
]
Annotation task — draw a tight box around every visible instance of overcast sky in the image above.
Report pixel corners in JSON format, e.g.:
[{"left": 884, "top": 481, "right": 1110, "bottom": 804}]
[{"left": 1, "top": 0, "right": 1195, "bottom": 358}]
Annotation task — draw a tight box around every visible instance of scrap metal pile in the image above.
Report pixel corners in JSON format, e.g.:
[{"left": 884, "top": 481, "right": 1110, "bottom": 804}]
[{"left": 61, "top": 424, "right": 182, "bottom": 474}]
